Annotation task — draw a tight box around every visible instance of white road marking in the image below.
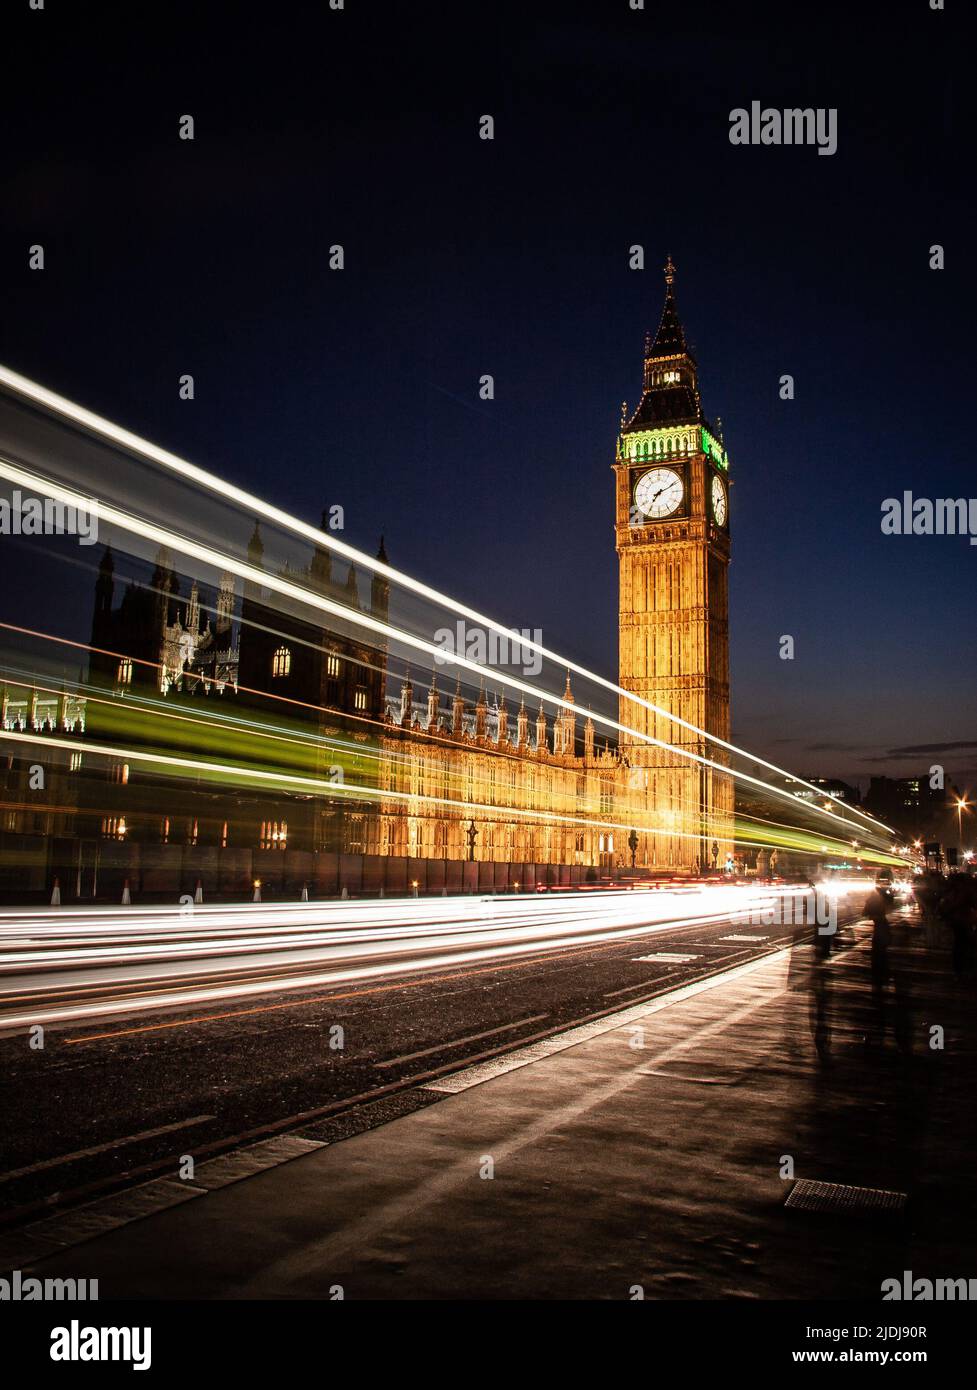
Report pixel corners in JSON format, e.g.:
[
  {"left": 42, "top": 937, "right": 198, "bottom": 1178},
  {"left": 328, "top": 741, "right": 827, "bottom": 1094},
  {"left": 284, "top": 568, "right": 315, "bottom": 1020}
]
[
  {"left": 0, "top": 1114, "right": 216, "bottom": 1185},
  {"left": 632, "top": 952, "right": 701, "bottom": 963},
  {"left": 375, "top": 1015, "right": 549, "bottom": 1069}
]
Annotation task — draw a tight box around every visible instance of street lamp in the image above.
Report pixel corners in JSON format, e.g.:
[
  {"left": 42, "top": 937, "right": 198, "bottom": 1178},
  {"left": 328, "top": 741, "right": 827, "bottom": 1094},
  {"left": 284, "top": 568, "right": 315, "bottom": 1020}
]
[{"left": 956, "top": 797, "right": 970, "bottom": 850}]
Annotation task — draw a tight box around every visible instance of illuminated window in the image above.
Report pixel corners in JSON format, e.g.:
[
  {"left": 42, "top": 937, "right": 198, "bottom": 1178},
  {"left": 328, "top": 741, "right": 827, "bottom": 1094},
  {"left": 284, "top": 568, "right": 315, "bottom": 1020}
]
[
  {"left": 117, "top": 658, "right": 133, "bottom": 685},
  {"left": 101, "top": 816, "right": 126, "bottom": 840},
  {"left": 111, "top": 762, "right": 129, "bottom": 784},
  {"left": 220, "top": 820, "right": 228, "bottom": 848},
  {"left": 354, "top": 686, "right": 367, "bottom": 711},
  {"left": 326, "top": 652, "right": 341, "bottom": 678},
  {"left": 260, "top": 820, "right": 288, "bottom": 850},
  {"left": 161, "top": 816, "right": 170, "bottom": 843},
  {"left": 188, "top": 818, "right": 198, "bottom": 846},
  {"left": 69, "top": 751, "right": 82, "bottom": 772},
  {"left": 272, "top": 646, "right": 291, "bottom": 678}
]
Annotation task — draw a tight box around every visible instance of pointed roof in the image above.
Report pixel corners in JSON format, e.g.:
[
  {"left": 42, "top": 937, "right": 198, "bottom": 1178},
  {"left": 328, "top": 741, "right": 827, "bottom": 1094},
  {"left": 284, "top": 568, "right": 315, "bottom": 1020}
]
[
  {"left": 376, "top": 535, "right": 388, "bottom": 564},
  {"left": 624, "top": 256, "right": 703, "bottom": 433},
  {"left": 647, "top": 255, "right": 687, "bottom": 357}
]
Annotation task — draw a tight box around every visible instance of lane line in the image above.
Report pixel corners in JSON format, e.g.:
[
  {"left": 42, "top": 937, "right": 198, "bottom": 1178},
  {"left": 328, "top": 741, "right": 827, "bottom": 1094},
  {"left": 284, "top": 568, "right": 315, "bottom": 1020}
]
[
  {"left": 604, "top": 973, "right": 681, "bottom": 998},
  {"left": 374, "top": 1015, "right": 549, "bottom": 1069},
  {"left": 0, "top": 1114, "right": 216, "bottom": 1185}
]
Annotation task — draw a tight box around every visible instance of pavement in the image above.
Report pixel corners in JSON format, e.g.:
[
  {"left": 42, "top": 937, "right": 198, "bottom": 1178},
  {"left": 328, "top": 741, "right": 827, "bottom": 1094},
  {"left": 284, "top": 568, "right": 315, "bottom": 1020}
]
[{"left": 5, "top": 913, "right": 976, "bottom": 1300}]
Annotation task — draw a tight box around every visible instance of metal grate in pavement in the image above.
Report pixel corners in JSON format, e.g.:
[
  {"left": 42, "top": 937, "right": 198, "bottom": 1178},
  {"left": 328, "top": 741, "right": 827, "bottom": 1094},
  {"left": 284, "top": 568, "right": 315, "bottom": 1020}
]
[{"left": 785, "top": 1179, "right": 907, "bottom": 1215}]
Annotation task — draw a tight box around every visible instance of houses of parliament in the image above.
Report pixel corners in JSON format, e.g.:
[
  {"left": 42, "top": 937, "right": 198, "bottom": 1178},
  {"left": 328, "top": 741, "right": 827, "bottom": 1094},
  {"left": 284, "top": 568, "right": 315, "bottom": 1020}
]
[{"left": 1, "top": 263, "right": 733, "bottom": 887}]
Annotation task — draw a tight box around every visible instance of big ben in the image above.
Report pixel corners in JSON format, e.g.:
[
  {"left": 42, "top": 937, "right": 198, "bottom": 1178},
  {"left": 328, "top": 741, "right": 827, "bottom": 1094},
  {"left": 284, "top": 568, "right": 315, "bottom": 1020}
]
[{"left": 615, "top": 258, "right": 733, "bottom": 873}]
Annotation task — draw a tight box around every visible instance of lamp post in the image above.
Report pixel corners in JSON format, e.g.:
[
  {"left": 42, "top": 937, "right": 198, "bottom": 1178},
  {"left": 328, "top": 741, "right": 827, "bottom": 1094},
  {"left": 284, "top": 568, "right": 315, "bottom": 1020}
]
[{"left": 956, "top": 797, "right": 970, "bottom": 852}]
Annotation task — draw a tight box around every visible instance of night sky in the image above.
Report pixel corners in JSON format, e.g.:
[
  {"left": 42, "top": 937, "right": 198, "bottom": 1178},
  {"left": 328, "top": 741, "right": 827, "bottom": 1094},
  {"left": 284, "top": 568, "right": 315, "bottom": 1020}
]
[{"left": 1, "top": 0, "right": 973, "bottom": 796}]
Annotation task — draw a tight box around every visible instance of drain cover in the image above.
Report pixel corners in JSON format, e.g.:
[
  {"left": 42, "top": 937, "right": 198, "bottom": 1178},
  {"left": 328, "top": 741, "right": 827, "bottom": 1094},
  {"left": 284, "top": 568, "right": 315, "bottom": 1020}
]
[
  {"left": 633, "top": 952, "right": 701, "bottom": 963},
  {"left": 785, "top": 1180, "right": 907, "bottom": 1215}
]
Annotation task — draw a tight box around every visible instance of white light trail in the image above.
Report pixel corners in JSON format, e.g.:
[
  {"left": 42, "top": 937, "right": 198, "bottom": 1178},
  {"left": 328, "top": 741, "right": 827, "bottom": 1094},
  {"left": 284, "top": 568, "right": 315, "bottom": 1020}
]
[
  {"left": 0, "top": 883, "right": 844, "bottom": 1033},
  {"left": 0, "top": 448, "right": 897, "bottom": 851},
  {"left": 0, "top": 362, "right": 896, "bottom": 841}
]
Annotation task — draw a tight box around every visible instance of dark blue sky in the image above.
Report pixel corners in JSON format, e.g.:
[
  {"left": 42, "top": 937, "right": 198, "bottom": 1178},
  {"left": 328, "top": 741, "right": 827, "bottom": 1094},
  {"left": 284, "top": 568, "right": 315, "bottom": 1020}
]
[{"left": 1, "top": 0, "right": 973, "bottom": 794}]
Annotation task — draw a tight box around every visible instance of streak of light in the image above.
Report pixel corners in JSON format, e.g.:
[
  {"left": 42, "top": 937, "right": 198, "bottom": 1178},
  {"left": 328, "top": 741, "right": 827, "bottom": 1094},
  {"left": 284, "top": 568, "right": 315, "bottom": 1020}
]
[
  {"left": 0, "top": 882, "right": 866, "bottom": 1034},
  {"left": 0, "top": 363, "right": 896, "bottom": 841},
  {"left": 0, "top": 726, "right": 901, "bottom": 865},
  {"left": 0, "top": 449, "right": 896, "bottom": 851}
]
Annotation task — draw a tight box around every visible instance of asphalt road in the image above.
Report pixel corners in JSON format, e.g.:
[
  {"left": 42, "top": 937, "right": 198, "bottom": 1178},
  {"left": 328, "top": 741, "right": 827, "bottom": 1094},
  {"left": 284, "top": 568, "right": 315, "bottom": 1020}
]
[{"left": 0, "top": 887, "right": 865, "bottom": 1226}]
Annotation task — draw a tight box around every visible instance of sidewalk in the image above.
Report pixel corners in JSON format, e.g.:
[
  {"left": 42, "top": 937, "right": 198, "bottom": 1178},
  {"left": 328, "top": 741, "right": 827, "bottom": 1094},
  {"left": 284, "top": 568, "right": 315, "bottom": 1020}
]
[{"left": 7, "top": 923, "right": 977, "bottom": 1299}]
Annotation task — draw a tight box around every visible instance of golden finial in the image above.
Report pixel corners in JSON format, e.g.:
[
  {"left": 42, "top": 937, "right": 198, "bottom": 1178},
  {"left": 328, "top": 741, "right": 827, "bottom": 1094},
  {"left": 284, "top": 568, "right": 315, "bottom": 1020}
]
[{"left": 664, "top": 254, "right": 676, "bottom": 286}]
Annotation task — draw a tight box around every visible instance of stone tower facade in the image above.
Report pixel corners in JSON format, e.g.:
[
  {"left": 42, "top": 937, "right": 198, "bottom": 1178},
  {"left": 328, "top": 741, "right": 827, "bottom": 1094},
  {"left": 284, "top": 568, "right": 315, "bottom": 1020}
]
[{"left": 614, "top": 259, "right": 733, "bottom": 871}]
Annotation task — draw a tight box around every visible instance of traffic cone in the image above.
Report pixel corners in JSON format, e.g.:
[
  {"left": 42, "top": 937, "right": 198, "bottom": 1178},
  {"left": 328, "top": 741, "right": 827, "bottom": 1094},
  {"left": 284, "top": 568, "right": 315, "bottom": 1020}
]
[
  {"left": 50, "top": 877, "right": 61, "bottom": 907},
  {"left": 194, "top": 879, "right": 203, "bottom": 904},
  {"left": 121, "top": 879, "right": 131, "bottom": 905}
]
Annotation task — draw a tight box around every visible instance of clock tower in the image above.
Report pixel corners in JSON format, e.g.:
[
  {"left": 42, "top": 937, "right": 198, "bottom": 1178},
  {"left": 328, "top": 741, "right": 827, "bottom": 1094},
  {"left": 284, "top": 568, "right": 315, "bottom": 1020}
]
[{"left": 615, "top": 258, "right": 732, "bottom": 872}]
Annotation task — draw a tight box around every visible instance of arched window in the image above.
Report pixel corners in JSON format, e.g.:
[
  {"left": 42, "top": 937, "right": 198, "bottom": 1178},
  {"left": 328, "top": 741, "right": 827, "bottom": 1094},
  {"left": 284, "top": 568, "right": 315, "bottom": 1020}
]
[{"left": 272, "top": 646, "right": 291, "bottom": 678}]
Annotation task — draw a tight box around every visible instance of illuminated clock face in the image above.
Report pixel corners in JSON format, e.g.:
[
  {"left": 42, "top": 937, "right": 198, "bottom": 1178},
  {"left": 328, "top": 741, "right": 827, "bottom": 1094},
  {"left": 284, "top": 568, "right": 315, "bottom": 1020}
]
[
  {"left": 711, "top": 474, "right": 728, "bottom": 526},
  {"left": 634, "top": 467, "right": 684, "bottom": 520}
]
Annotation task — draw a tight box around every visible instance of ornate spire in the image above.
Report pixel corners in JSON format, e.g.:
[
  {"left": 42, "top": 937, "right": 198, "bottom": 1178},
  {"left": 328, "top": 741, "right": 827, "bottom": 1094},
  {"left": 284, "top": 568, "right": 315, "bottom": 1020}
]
[
  {"left": 623, "top": 256, "right": 703, "bottom": 431},
  {"left": 399, "top": 663, "right": 413, "bottom": 726},
  {"left": 648, "top": 255, "right": 687, "bottom": 358},
  {"left": 497, "top": 688, "right": 508, "bottom": 744},
  {"left": 427, "top": 668, "right": 440, "bottom": 728},
  {"left": 451, "top": 673, "right": 465, "bottom": 737}
]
